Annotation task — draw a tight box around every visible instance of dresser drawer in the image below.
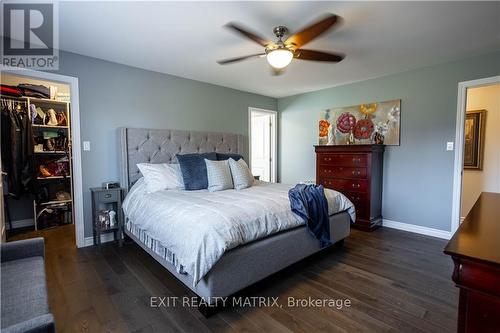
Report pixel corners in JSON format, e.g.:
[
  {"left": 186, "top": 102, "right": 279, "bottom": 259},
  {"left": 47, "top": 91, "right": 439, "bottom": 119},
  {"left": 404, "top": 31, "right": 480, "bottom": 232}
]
[
  {"left": 319, "top": 166, "right": 367, "bottom": 179},
  {"left": 343, "top": 192, "right": 369, "bottom": 220},
  {"left": 318, "top": 154, "right": 368, "bottom": 167},
  {"left": 320, "top": 178, "right": 369, "bottom": 193},
  {"left": 343, "top": 191, "right": 367, "bottom": 205}
]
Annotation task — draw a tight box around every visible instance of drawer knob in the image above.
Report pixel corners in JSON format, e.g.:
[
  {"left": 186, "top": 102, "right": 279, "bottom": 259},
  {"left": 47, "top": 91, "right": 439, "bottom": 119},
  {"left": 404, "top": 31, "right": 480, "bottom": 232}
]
[
  {"left": 352, "top": 183, "right": 360, "bottom": 188},
  {"left": 104, "top": 193, "right": 111, "bottom": 198},
  {"left": 352, "top": 170, "right": 360, "bottom": 175},
  {"left": 353, "top": 158, "right": 361, "bottom": 163}
]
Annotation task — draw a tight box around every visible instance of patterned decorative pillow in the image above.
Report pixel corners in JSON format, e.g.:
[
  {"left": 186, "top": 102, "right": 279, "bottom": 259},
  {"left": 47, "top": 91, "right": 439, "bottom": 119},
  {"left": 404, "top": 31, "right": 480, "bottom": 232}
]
[
  {"left": 205, "top": 159, "right": 234, "bottom": 192},
  {"left": 228, "top": 158, "right": 254, "bottom": 190},
  {"left": 177, "top": 152, "right": 217, "bottom": 190}
]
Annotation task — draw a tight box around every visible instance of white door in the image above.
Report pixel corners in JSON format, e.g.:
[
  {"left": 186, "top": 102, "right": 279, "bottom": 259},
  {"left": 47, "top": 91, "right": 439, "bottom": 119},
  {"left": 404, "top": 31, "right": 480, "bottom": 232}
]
[{"left": 249, "top": 108, "right": 277, "bottom": 182}]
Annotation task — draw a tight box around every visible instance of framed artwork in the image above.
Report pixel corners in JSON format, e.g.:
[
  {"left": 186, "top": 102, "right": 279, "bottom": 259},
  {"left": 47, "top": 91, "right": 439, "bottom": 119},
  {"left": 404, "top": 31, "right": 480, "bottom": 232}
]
[
  {"left": 464, "top": 110, "right": 486, "bottom": 170},
  {"left": 319, "top": 99, "right": 401, "bottom": 146}
]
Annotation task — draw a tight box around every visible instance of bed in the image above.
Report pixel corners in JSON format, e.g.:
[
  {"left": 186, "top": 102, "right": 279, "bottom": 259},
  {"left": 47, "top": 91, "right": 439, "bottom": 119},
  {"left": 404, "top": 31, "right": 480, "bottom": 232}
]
[{"left": 119, "top": 127, "right": 353, "bottom": 309}]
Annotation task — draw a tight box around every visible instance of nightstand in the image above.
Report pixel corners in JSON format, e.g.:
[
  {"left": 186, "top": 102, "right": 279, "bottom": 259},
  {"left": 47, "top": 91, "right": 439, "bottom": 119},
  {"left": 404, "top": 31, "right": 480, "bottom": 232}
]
[{"left": 90, "top": 187, "right": 124, "bottom": 246}]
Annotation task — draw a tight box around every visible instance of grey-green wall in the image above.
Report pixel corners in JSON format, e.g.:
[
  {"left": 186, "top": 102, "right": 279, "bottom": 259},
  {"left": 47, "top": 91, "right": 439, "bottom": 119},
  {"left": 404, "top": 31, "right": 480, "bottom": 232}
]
[
  {"left": 278, "top": 52, "right": 500, "bottom": 232},
  {"left": 14, "top": 51, "right": 275, "bottom": 237}
]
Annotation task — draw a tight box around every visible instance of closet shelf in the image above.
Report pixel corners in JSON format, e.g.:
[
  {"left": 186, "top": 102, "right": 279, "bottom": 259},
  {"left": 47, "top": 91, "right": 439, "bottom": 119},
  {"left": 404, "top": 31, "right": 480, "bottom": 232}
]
[
  {"left": 34, "top": 151, "right": 67, "bottom": 154},
  {"left": 28, "top": 97, "right": 69, "bottom": 105},
  {"left": 38, "top": 199, "right": 72, "bottom": 206},
  {"left": 37, "top": 175, "right": 71, "bottom": 180},
  {"left": 32, "top": 124, "right": 69, "bottom": 129}
]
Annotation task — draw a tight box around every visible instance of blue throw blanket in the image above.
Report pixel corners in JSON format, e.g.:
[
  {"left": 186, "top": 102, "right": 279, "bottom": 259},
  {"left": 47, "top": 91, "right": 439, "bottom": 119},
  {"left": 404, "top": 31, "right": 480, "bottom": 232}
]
[{"left": 288, "top": 184, "right": 331, "bottom": 247}]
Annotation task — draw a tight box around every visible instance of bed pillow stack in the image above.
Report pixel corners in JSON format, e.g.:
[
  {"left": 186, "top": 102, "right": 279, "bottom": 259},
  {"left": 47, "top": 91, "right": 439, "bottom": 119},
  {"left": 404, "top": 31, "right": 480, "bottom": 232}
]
[
  {"left": 137, "top": 163, "right": 184, "bottom": 193},
  {"left": 228, "top": 158, "right": 254, "bottom": 190}
]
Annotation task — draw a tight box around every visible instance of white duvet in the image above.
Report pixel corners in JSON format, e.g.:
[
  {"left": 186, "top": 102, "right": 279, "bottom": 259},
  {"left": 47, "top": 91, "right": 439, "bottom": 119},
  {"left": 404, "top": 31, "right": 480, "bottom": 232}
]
[{"left": 123, "top": 179, "right": 355, "bottom": 285}]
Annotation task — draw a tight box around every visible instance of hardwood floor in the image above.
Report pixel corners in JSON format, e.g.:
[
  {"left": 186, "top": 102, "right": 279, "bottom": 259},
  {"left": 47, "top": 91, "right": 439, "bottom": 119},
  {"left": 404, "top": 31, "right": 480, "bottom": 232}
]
[{"left": 9, "top": 225, "right": 458, "bottom": 332}]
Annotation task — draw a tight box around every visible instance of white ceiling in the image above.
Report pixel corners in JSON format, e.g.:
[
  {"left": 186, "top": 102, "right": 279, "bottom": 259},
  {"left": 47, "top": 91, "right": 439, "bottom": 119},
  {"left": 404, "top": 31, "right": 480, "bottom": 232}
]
[{"left": 59, "top": 1, "right": 500, "bottom": 98}]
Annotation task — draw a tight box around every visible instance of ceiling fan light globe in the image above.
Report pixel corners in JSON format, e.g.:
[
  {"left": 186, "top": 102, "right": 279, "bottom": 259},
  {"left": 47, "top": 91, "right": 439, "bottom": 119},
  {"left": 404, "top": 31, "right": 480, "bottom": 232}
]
[{"left": 266, "top": 49, "right": 293, "bottom": 69}]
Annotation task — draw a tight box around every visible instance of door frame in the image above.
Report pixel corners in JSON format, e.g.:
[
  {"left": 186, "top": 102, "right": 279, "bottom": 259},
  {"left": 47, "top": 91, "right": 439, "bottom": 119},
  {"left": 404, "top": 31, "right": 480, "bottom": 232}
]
[
  {"left": 1, "top": 65, "right": 85, "bottom": 248},
  {"left": 248, "top": 107, "right": 277, "bottom": 182},
  {"left": 451, "top": 75, "right": 500, "bottom": 234}
]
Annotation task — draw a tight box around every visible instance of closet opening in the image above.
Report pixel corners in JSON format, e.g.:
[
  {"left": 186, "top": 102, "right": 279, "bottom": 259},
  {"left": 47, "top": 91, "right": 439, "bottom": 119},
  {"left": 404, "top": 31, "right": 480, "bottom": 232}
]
[{"left": 1, "top": 71, "right": 82, "bottom": 246}]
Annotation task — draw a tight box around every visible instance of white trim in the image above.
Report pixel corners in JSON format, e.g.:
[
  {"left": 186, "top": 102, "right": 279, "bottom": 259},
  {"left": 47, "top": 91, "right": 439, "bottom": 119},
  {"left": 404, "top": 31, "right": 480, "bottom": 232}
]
[
  {"left": 83, "top": 233, "right": 115, "bottom": 247},
  {"left": 451, "top": 75, "right": 500, "bottom": 234},
  {"left": 1, "top": 66, "right": 85, "bottom": 248},
  {"left": 248, "top": 107, "right": 278, "bottom": 182},
  {"left": 383, "top": 219, "right": 452, "bottom": 240},
  {"left": 6, "top": 218, "right": 34, "bottom": 230}
]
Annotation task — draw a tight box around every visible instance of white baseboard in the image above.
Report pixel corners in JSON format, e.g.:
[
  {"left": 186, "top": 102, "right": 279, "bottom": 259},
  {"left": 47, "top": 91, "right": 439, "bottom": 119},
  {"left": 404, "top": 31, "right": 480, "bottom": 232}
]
[
  {"left": 6, "top": 218, "right": 34, "bottom": 230},
  {"left": 382, "top": 219, "right": 452, "bottom": 240},
  {"left": 83, "top": 233, "right": 116, "bottom": 247}
]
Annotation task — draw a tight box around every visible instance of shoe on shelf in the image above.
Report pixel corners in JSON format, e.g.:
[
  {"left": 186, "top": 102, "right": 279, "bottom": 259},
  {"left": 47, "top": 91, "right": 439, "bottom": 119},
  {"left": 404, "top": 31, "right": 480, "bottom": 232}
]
[
  {"left": 46, "top": 108, "right": 58, "bottom": 126},
  {"left": 39, "top": 165, "right": 52, "bottom": 177},
  {"left": 57, "top": 112, "right": 67, "bottom": 126}
]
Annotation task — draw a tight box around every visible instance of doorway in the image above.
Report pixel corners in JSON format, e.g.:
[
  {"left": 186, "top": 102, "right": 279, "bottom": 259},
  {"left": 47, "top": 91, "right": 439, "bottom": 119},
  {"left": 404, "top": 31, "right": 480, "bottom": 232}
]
[
  {"left": 451, "top": 75, "right": 500, "bottom": 233},
  {"left": 249, "top": 107, "right": 277, "bottom": 182},
  {"left": 1, "top": 66, "right": 84, "bottom": 247}
]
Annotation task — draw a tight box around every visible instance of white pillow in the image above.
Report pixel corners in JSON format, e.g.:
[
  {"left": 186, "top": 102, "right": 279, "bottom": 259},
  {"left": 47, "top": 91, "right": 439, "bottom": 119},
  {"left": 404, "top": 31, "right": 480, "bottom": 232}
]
[
  {"left": 137, "top": 163, "right": 184, "bottom": 193},
  {"left": 205, "top": 159, "right": 233, "bottom": 192},
  {"left": 228, "top": 158, "right": 254, "bottom": 190}
]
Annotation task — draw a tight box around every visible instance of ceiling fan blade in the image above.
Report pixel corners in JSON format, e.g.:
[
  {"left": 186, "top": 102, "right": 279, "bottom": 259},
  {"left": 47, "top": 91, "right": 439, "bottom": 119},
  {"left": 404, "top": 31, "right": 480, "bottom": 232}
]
[
  {"left": 217, "top": 53, "right": 266, "bottom": 65},
  {"left": 294, "top": 49, "right": 345, "bottom": 62},
  {"left": 285, "top": 14, "right": 341, "bottom": 49},
  {"left": 225, "top": 22, "right": 272, "bottom": 47}
]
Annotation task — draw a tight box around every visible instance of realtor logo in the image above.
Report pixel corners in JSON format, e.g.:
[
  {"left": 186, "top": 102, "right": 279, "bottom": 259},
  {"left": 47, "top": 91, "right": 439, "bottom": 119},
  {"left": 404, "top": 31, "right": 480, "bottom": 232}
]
[{"left": 1, "top": 1, "right": 59, "bottom": 70}]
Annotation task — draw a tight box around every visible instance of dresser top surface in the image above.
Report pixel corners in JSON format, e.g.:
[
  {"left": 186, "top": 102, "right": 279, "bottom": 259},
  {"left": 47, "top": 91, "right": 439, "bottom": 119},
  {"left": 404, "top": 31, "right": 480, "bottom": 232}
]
[
  {"left": 315, "top": 144, "right": 385, "bottom": 152},
  {"left": 444, "top": 192, "right": 500, "bottom": 265}
]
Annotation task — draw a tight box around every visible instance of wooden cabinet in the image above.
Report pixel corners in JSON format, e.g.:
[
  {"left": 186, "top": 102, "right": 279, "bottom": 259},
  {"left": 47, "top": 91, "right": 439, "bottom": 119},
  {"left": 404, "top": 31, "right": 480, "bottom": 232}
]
[
  {"left": 315, "top": 145, "right": 384, "bottom": 231},
  {"left": 444, "top": 193, "right": 500, "bottom": 333}
]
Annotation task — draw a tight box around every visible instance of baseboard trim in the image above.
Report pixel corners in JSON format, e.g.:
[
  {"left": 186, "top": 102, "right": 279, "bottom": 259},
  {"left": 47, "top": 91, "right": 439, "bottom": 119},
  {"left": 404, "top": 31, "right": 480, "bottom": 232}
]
[
  {"left": 83, "top": 233, "right": 116, "bottom": 247},
  {"left": 382, "top": 219, "right": 452, "bottom": 240},
  {"left": 6, "top": 218, "right": 34, "bottom": 230}
]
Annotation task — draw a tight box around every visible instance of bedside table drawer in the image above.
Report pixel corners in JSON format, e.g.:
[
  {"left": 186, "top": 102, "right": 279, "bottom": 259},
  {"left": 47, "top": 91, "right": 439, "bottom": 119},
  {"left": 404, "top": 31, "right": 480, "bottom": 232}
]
[{"left": 97, "top": 191, "right": 119, "bottom": 203}]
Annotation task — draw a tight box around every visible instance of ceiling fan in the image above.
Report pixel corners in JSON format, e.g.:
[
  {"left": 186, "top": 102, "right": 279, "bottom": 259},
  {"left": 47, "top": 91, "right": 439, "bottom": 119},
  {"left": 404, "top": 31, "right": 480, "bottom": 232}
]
[{"left": 217, "top": 13, "right": 345, "bottom": 74}]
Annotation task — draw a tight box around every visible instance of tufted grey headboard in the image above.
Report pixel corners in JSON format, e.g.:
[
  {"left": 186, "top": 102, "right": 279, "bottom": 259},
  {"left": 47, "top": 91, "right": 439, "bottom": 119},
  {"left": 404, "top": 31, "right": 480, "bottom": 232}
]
[{"left": 119, "top": 128, "right": 246, "bottom": 190}]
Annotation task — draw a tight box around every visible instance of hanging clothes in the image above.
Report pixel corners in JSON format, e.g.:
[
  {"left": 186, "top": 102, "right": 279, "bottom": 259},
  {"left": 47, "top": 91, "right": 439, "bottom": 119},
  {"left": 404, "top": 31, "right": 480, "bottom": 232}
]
[{"left": 1, "top": 99, "right": 35, "bottom": 197}]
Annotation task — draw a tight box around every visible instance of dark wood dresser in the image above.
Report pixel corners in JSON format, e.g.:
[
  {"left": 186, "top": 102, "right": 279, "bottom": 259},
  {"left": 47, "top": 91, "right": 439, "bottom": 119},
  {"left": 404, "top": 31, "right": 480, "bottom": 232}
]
[
  {"left": 315, "top": 145, "right": 384, "bottom": 231},
  {"left": 444, "top": 192, "right": 500, "bottom": 333}
]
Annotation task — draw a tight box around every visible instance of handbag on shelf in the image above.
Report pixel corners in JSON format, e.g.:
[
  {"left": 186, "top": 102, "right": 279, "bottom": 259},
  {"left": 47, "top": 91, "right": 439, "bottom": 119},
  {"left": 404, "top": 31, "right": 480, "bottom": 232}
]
[{"left": 55, "top": 191, "right": 71, "bottom": 201}]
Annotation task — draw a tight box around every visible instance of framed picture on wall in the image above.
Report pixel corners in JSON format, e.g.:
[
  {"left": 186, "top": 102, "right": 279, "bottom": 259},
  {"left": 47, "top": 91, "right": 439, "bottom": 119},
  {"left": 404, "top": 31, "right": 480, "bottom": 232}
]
[
  {"left": 318, "top": 99, "right": 401, "bottom": 146},
  {"left": 464, "top": 109, "right": 486, "bottom": 170}
]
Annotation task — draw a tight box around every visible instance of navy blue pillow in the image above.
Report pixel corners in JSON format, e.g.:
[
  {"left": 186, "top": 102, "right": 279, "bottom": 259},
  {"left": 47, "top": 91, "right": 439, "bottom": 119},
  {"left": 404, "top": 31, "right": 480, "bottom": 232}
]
[
  {"left": 177, "top": 152, "right": 217, "bottom": 190},
  {"left": 217, "top": 153, "right": 244, "bottom": 161}
]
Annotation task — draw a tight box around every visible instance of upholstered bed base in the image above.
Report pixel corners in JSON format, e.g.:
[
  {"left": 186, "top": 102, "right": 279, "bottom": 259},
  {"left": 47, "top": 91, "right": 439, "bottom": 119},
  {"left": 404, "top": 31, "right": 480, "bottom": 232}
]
[
  {"left": 119, "top": 127, "right": 351, "bottom": 311},
  {"left": 124, "top": 211, "right": 350, "bottom": 301}
]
